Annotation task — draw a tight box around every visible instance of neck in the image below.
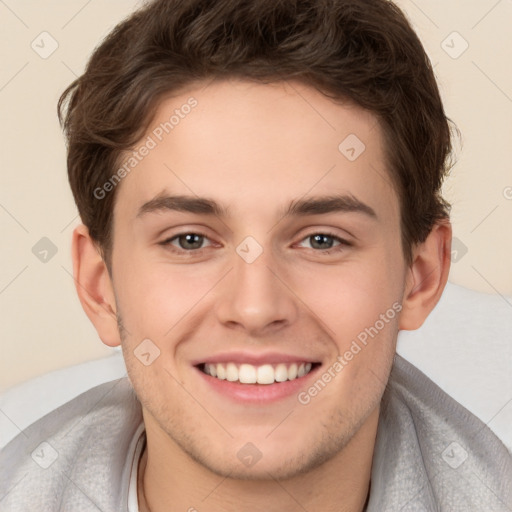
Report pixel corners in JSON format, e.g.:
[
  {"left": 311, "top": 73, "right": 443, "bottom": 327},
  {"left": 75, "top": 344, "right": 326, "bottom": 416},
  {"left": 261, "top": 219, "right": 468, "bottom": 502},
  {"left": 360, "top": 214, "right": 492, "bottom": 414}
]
[{"left": 137, "top": 407, "right": 378, "bottom": 512}]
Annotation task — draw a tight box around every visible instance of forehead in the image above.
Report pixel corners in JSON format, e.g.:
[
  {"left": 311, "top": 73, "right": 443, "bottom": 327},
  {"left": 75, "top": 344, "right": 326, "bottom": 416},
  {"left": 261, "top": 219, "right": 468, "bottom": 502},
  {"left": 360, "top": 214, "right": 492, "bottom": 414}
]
[{"left": 113, "top": 79, "right": 398, "bottom": 225}]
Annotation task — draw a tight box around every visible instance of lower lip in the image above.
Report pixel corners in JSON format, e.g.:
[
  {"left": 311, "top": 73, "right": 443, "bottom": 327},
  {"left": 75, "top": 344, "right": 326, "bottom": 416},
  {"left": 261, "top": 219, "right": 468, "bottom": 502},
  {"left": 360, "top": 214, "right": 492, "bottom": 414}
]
[{"left": 195, "top": 365, "right": 320, "bottom": 404}]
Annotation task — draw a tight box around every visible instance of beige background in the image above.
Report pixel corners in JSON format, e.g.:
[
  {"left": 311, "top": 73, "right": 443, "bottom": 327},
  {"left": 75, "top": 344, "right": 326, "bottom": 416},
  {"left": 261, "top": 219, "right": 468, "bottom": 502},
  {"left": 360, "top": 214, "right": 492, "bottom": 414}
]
[{"left": 0, "top": 0, "right": 511, "bottom": 392}]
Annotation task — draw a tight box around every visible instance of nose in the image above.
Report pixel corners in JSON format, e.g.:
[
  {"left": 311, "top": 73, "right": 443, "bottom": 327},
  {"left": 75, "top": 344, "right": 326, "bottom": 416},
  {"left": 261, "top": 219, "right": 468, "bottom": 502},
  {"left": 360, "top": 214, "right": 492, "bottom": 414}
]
[{"left": 214, "top": 246, "right": 299, "bottom": 336}]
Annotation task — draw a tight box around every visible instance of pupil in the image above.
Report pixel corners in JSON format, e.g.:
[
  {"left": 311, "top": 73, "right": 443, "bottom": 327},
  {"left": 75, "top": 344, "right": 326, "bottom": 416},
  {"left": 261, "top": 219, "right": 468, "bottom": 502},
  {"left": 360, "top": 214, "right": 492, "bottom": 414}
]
[
  {"left": 180, "top": 234, "right": 203, "bottom": 249},
  {"left": 311, "top": 234, "right": 333, "bottom": 249}
]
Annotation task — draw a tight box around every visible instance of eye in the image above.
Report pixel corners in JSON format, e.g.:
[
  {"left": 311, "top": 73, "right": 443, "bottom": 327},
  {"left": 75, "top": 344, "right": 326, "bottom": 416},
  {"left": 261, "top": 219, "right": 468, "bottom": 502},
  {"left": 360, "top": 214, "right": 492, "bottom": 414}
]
[
  {"left": 297, "top": 233, "right": 350, "bottom": 251},
  {"left": 161, "top": 233, "right": 212, "bottom": 251}
]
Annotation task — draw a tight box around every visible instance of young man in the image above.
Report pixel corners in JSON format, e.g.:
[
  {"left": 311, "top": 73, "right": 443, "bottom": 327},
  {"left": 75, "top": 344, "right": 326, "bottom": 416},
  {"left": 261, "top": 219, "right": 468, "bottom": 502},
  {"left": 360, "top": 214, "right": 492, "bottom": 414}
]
[{"left": 1, "top": 0, "right": 511, "bottom": 510}]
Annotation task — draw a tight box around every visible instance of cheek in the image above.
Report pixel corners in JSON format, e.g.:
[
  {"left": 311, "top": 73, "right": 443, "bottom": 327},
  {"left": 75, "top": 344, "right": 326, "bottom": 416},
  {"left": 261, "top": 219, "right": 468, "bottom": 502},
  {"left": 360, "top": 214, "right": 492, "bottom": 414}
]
[
  {"left": 292, "top": 254, "right": 404, "bottom": 341},
  {"left": 113, "top": 252, "right": 221, "bottom": 339},
  {"left": 295, "top": 273, "right": 400, "bottom": 423},
  {"left": 290, "top": 248, "right": 403, "bottom": 399}
]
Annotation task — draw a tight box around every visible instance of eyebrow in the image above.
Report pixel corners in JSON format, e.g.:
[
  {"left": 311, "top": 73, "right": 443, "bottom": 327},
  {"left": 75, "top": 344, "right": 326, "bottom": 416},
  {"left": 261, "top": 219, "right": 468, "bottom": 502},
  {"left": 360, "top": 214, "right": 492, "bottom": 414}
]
[
  {"left": 136, "top": 193, "right": 377, "bottom": 220},
  {"left": 137, "top": 195, "right": 226, "bottom": 218},
  {"left": 285, "top": 195, "right": 377, "bottom": 219}
]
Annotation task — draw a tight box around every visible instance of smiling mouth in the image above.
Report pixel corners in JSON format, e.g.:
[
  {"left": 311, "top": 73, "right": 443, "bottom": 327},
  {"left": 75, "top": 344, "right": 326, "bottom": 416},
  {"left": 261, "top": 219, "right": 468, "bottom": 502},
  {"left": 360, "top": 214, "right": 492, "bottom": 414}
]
[{"left": 198, "top": 362, "right": 320, "bottom": 385}]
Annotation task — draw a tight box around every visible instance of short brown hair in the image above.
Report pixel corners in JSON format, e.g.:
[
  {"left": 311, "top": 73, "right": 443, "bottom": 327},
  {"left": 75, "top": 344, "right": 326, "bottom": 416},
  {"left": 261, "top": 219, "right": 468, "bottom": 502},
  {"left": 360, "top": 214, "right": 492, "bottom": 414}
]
[{"left": 58, "top": 0, "right": 455, "bottom": 270}]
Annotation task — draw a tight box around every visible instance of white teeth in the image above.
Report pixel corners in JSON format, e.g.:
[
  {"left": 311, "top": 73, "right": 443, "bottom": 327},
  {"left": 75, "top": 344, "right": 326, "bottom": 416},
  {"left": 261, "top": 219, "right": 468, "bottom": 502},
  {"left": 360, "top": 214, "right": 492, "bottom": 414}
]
[
  {"left": 239, "top": 364, "right": 257, "bottom": 384},
  {"left": 226, "top": 362, "right": 238, "bottom": 382},
  {"left": 203, "top": 361, "right": 314, "bottom": 384},
  {"left": 274, "top": 364, "right": 288, "bottom": 382},
  {"left": 256, "top": 364, "right": 275, "bottom": 385},
  {"left": 216, "top": 364, "right": 226, "bottom": 380}
]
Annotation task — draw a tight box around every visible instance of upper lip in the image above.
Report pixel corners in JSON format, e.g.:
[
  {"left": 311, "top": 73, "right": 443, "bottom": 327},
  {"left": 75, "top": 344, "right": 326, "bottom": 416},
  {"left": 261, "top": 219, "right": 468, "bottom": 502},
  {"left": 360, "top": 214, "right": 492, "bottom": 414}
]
[{"left": 193, "top": 352, "right": 321, "bottom": 366}]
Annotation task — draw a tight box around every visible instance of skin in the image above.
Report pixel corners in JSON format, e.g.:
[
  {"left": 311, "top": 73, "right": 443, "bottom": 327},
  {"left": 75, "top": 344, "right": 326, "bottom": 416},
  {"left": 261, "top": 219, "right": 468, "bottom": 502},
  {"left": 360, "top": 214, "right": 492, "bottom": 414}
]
[{"left": 72, "top": 79, "right": 452, "bottom": 512}]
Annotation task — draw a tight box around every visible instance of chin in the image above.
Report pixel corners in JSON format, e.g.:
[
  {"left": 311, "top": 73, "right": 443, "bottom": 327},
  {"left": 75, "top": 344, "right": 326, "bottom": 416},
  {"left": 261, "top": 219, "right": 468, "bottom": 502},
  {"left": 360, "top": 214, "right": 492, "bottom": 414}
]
[{"left": 175, "top": 425, "right": 355, "bottom": 482}]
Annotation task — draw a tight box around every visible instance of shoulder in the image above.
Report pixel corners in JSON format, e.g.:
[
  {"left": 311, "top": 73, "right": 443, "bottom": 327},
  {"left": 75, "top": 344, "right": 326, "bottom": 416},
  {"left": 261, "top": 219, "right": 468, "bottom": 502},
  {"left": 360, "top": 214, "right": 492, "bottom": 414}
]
[
  {"left": 0, "top": 377, "right": 143, "bottom": 512},
  {"left": 368, "top": 355, "right": 512, "bottom": 511}
]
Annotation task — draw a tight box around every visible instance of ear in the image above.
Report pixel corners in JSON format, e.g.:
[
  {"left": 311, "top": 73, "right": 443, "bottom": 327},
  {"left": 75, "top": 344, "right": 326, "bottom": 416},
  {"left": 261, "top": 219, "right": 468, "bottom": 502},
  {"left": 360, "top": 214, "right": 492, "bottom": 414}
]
[
  {"left": 399, "top": 219, "right": 452, "bottom": 331},
  {"left": 71, "top": 224, "right": 121, "bottom": 347}
]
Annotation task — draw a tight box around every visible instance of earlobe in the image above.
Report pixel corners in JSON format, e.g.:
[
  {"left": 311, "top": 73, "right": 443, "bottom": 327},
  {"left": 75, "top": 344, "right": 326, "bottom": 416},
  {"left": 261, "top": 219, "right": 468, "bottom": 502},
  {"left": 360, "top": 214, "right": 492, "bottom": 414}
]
[
  {"left": 399, "top": 220, "right": 452, "bottom": 331},
  {"left": 72, "top": 224, "right": 121, "bottom": 347}
]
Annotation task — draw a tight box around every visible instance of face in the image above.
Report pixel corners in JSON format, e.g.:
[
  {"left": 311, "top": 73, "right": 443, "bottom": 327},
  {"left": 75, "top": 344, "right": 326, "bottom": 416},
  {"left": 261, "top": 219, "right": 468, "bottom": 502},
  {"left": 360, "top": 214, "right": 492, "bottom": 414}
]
[{"left": 110, "top": 79, "right": 408, "bottom": 479}]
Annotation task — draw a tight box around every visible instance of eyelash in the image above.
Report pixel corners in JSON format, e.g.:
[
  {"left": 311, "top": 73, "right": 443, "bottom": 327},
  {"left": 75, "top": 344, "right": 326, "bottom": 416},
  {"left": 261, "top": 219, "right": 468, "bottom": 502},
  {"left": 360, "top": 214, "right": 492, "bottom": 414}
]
[
  {"left": 297, "top": 232, "right": 352, "bottom": 254},
  {"left": 159, "top": 231, "right": 352, "bottom": 255}
]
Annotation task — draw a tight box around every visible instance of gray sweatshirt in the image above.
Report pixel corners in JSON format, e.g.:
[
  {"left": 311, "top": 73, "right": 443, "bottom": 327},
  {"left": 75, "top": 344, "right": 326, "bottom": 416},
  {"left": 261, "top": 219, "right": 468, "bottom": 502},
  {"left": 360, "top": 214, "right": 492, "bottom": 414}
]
[{"left": 1, "top": 354, "right": 511, "bottom": 511}]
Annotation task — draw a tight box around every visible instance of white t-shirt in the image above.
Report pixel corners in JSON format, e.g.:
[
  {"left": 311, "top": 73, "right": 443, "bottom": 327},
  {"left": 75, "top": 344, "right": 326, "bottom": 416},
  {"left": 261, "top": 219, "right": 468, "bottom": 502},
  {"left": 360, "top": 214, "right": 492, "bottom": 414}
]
[{"left": 127, "top": 424, "right": 146, "bottom": 512}]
